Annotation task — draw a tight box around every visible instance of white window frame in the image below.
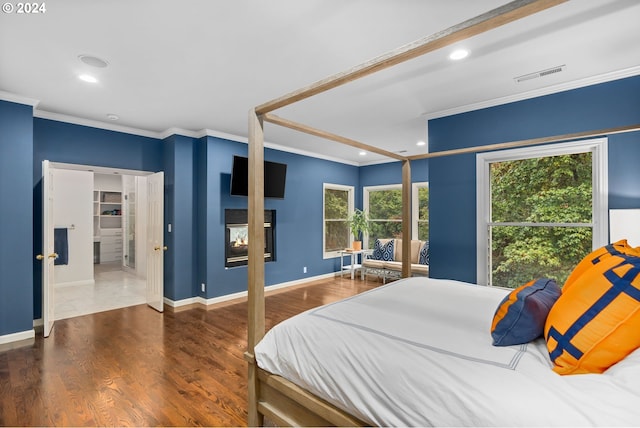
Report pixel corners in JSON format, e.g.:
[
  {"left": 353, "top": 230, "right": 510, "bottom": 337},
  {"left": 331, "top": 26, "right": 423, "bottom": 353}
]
[
  {"left": 476, "top": 138, "right": 608, "bottom": 286},
  {"left": 363, "top": 183, "right": 429, "bottom": 248},
  {"left": 412, "top": 181, "right": 429, "bottom": 241},
  {"left": 363, "top": 184, "right": 401, "bottom": 249},
  {"left": 323, "top": 183, "right": 354, "bottom": 259}
]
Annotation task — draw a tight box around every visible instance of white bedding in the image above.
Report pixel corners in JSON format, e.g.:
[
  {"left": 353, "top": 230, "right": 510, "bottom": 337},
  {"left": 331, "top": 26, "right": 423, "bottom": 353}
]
[{"left": 254, "top": 277, "right": 640, "bottom": 426}]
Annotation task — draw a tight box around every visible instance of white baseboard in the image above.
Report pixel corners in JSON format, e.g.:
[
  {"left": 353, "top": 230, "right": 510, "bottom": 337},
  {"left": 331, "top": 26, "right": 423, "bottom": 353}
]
[
  {"left": 164, "top": 296, "right": 204, "bottom": 308},
  {"left": 55, "top": 279, "right": 95, "bottom": 288},
  {"left": 164, "top": 272, "right": 336, "bottom": 308},
  {"left": 0, "top": 329, "right": 35, "bottom": 345}
]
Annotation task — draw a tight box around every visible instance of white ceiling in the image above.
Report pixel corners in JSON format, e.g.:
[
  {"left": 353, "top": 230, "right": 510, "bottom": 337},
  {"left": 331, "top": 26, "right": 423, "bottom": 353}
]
[{"left": 1, "top": 0, "right": 639, "bottom": 165}]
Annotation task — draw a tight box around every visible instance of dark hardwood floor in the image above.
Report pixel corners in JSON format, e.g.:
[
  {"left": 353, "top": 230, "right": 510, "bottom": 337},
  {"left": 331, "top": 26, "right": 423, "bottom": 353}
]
[{"left": 0, "top": 275, "right": 381, "bottom": 426}]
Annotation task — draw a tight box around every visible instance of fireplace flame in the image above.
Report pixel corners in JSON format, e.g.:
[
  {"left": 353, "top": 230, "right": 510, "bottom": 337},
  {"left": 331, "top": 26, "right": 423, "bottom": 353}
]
[{"left": 233, "top": 235, "right": 248, "bottom": 247}]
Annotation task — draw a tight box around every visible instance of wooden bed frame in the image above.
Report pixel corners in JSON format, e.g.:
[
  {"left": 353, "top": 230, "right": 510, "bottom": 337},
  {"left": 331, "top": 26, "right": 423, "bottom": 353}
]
[{"left": 244, "top": 0, "right": 640, "bottom": 425}]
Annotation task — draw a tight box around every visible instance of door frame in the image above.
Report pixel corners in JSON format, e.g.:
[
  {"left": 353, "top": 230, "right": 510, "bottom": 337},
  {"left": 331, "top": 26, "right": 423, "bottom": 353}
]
[
  {"left": 43, "top": 162, "right": 164, "bottom": 332},
  {"left": 42, "top": 160, "right": 55, "bottom": 337}
]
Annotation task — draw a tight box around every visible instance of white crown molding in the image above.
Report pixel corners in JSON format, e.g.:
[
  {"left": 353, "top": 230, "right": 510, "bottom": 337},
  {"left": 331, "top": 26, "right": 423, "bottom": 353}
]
[
  {"left": 200, "top": 128, "right": 241, "bottom": 141},
  {"left": 159, "top": 127, "right": 200, "bottom": 139},
  {"left": 0, "top": 90, "right": 40, "bottom": 107},
  {"left": 357, "top": 157, "right": 402, "bottom": 167},
  {"left": 423, "top": 65, "right": 640, "bottom": 120}
]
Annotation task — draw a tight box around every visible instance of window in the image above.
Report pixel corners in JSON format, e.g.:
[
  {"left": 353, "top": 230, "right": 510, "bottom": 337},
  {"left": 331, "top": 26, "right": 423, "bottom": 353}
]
[
  {"left": 477, "top": 139, "right": 608, "bottom": 288},
  {"left": 412, "top": 182, "right": 429, "bottom": 241},
  {"left": 363, "top": 183, "right": 430, "bottom": 248},
  {"left": 364, "top": 185, "right": 402, "bottom": 248},
  {"left": 323, "top": 183, "right": 354, "bottom": 258}
]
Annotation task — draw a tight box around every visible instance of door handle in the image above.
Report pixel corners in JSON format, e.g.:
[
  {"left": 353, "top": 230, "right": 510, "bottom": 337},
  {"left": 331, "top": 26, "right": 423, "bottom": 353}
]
[
  {"left": 154, "top": 246, "right": 168, "bottom": 251},
  {"left": 49, "top": 253, "right": 58, "bottom": 259},
  {"left": 36, "top": 254, "right": 44, "bottom": 260}
]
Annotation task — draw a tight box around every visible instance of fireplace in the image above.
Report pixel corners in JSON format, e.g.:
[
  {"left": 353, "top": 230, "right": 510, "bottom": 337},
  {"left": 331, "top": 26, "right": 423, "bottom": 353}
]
[{"left": 225, "top": 209, "right": 275, "bottom": 268}]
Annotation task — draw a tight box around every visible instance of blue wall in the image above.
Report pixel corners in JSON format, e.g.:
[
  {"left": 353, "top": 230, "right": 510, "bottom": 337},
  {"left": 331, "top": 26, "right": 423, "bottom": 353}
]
[
  {"left": 608, "top": 131, "right": 640, "bottom": 209},
  {"left": 360, "top": 159, "right": 429, "bottom": 188},
  {"left": 162, "top": 134, "right": 197, "bottom": 301},
  {"left": 428, "top": 75, "right": 640, "bottom": 283},
  {"left": 33, "top": 119, "right": 163, "bottom": 177},
  {"left": 0, "top": 101, "right": 34, "bottom": 336},
  {"left": 199, "top": 136, "right": 360, "bottom": 298}
]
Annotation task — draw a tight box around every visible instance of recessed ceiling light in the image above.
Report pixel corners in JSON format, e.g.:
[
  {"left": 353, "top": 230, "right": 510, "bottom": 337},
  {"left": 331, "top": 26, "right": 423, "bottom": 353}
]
[
  {"left": 359, "top": 151, "right": 367, "bottom": 156},
  {"left": 449, "top": 49, "right": 469, "bottom": 60},
  {"left": 416, "top": 141, "right": 426, "bottom": 146},
  {"left": 78, "top": 74, "right": 98, "bottom": 83},
  {"left": 78, "top": 54, "right": 108, "bottom": 68},
  {"left": 106, "top": 113, "right": 119, "bottom": 121}
]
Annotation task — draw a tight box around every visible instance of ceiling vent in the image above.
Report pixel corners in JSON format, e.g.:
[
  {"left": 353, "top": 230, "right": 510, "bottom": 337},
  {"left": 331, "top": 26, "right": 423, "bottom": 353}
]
[{"left": 514, "top": 65, "right": 565, "bottom": 83}]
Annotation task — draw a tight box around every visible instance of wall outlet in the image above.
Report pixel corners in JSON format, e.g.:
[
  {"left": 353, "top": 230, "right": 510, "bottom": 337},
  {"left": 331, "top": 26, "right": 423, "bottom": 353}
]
[
  {"left": 201, "top": 283, "right": 205, "bottom": 292},
  {"left": 303, "top": 266, "right": 307, "bottom": 274}
]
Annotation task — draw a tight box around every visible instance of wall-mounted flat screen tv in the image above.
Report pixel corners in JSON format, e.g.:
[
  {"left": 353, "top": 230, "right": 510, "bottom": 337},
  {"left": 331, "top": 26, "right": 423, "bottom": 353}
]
[{"left": 230, "top": 155, "right": 287, "bottom": 199}]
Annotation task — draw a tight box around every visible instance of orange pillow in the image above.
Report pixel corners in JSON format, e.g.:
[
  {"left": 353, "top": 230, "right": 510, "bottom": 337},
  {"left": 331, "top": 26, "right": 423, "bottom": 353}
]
[
  {"left": 545, "top": 241, "right": 640, "bottom": 375},
  {"left": 563, "top": 239, "right": 640, "bottom": 291}
]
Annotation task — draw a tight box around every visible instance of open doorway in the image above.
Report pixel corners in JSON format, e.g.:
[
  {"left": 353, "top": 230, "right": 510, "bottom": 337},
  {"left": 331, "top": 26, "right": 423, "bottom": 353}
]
[{"left": 48, "top": 163, "right": 153, "bottom": 320}]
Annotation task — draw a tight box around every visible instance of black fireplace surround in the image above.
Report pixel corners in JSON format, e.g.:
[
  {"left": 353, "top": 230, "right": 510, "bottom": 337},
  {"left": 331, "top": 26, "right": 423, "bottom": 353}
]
[{"left": 225, "top": 209, "right": 275, "bottom": 268}]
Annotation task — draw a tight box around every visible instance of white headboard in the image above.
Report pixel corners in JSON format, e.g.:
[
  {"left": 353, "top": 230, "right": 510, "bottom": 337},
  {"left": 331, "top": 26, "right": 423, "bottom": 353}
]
[{"left": 610, "top": 209, "right": 640, "bottom": 247}]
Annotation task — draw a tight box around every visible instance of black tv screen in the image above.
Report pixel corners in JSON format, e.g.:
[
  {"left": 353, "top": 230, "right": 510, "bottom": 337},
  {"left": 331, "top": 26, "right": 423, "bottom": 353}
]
[{"left": 230, "top": 155, "right": 287, "bottom": 199}]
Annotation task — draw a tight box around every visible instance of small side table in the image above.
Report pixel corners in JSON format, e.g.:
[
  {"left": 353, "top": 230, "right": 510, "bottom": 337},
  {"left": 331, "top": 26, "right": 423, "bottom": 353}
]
[{"left": 338, "top": 249, "right": 371, "bottom": 279}]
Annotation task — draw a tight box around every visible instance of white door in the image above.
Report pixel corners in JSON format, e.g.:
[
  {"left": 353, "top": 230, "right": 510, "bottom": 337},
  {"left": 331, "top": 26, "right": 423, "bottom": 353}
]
[
  {"left": 146, "top": 172, "right": 164, "bottom": 312},
  {"left": 41, "top": 160, "right": 56, "bottom": 337}
]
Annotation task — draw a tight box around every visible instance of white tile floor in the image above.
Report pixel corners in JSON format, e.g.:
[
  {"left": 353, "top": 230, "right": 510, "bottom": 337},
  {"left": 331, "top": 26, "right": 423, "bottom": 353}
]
[{"left": 54, "top": 263, "right": 146, "bottom": 320}]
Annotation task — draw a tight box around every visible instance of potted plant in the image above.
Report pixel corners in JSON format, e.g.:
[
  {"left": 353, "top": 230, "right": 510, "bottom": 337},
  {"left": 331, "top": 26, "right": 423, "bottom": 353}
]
[{"left": 348, "top": 209, "right": 369, "bottom": 250}]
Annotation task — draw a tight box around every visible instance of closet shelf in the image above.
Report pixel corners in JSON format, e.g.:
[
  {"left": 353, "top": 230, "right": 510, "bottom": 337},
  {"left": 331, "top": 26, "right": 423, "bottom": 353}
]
[{"left": 94, "top": 190, "right": 123, "bottom": 233}]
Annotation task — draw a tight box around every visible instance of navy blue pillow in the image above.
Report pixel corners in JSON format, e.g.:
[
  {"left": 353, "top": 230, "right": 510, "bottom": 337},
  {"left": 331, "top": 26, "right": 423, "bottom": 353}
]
[
  {"left": 372, "top": 239, "right": 394, "bottom": 261},
  {"left": 491, "top": 278, "right": 561, "bottom": 346},
  {"left": 419, "top": 241, "right": 429, "bottom": 265},
  {"left": 372, "top": 239, "right": 384, "bottom": 260}
]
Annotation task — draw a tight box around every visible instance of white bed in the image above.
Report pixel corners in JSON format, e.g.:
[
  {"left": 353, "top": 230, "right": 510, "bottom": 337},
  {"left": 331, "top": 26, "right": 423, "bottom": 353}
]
[{"left": 255, "top": 277, "right": 640, "bottom": 426}]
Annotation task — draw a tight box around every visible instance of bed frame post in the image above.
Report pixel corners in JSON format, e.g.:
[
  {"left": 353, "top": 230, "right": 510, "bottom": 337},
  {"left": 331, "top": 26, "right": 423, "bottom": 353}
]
[
  {"left": 247, "top": 108, "right": 266, "bottom": 427},
  {"left": 402, "top": 159, "right": 411, "bottom": 278}
]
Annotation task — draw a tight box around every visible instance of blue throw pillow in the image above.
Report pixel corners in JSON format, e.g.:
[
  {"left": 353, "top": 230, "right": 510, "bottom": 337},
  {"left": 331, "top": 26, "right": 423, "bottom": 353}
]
[
  {"left": 381, "top": 240, "right": 395, "bottom": 261},
  {"left": 372, "top": 239, "right": 394, "bottom": 261},
  {"left": 491, "top": 278, "right": 561, "bottom": 346},
  {"left": 419, "top": 241, "right": 429, "bottom": 265},
  {"left": 372, "top": 239, "right": 384, "bottom": 260}
]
